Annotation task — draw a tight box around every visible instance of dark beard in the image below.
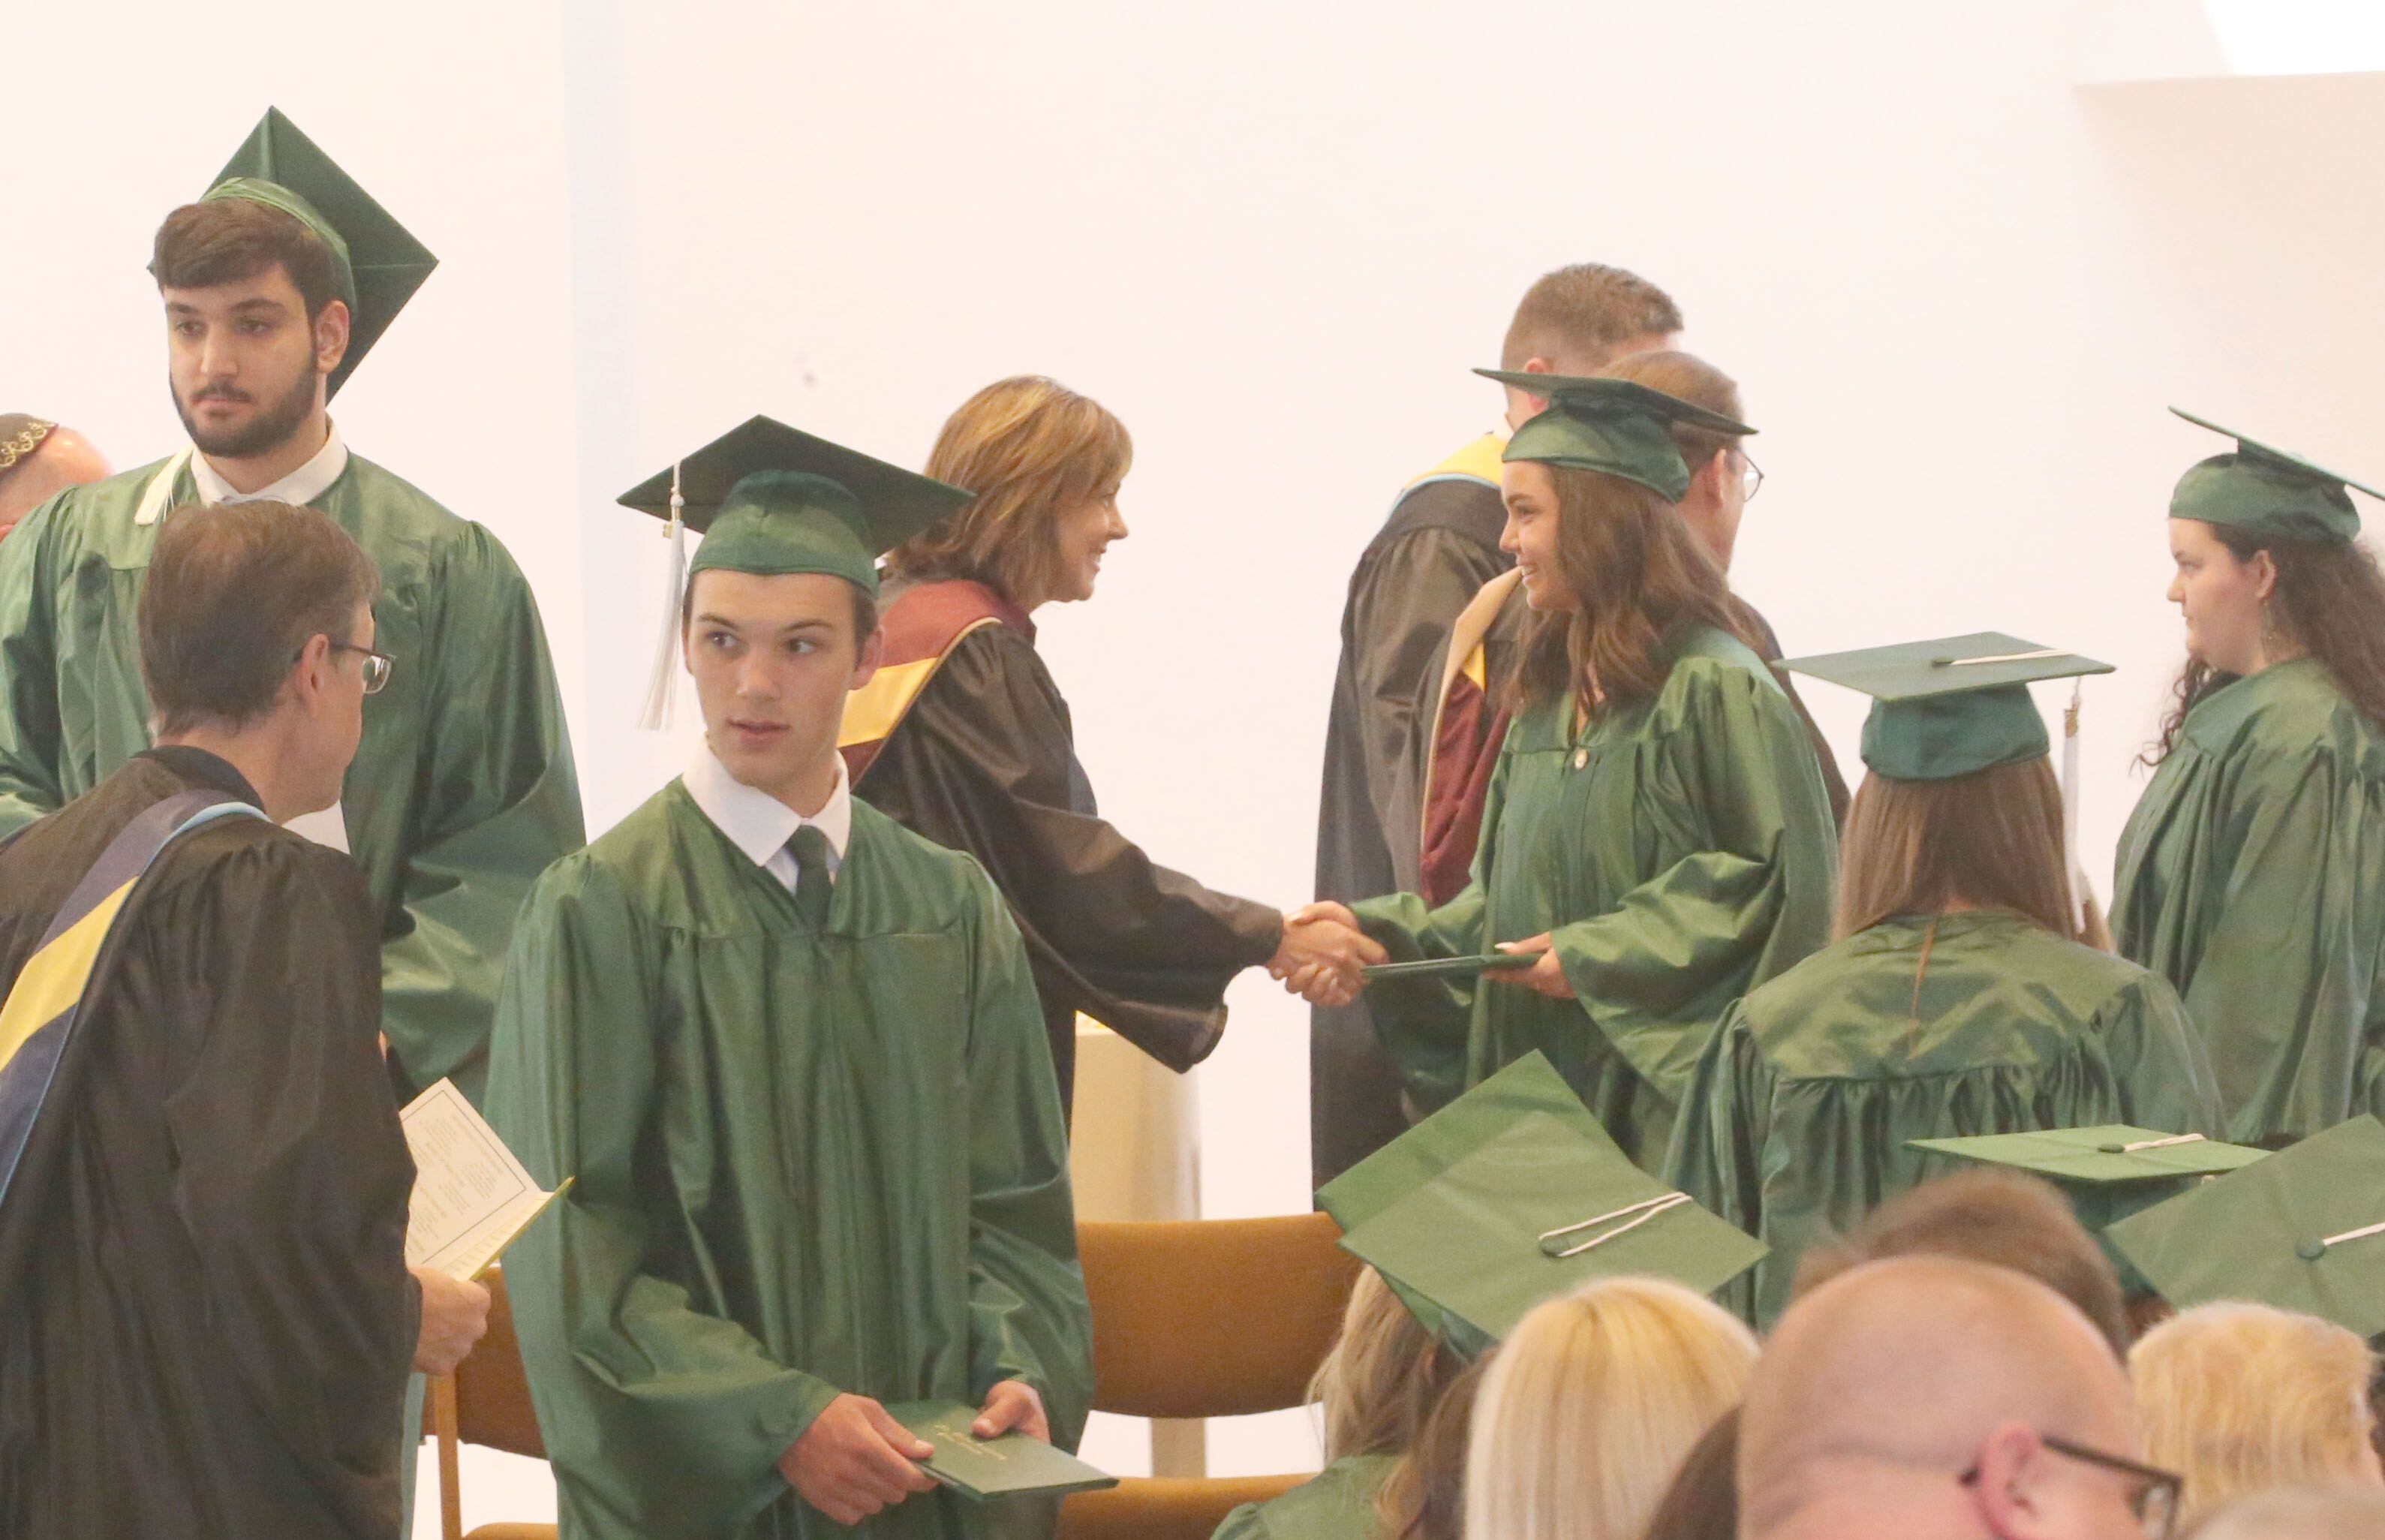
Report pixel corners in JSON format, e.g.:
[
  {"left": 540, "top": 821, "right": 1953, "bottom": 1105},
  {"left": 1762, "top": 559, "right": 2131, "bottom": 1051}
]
[{"left": 173, "top": 365, "right": 320, "bottom": 461}]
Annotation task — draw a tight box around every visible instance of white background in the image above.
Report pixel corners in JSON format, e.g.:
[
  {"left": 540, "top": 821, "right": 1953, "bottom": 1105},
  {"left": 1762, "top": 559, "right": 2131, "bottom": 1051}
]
[{"left": 8, "top": 0, "right": 2383, "bottom": 1523}]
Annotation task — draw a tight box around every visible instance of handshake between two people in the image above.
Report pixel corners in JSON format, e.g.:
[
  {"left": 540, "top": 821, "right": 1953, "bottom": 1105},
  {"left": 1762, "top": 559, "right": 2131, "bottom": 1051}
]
[{"left": 1267, "top": 904, "right": 1579, "bottom": 1009}]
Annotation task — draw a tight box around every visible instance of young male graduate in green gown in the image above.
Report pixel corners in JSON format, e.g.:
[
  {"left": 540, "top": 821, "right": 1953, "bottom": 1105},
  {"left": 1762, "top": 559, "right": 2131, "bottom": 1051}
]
[
  {"left": 1668, "top": 636, "right": 2224, "bottom": 1325},
  {"left": 2113, "top": 410, "right": 2385, "bottom": 1145},
  {"left": 1293, "top": 377, "right": 1839, "bottom": 1172},
  {"left": 485, "top": 417, "right": 1093, "bottom": 1540},
  {"left": 0, "top": 109, "right": 583, "bottom": 1108}
]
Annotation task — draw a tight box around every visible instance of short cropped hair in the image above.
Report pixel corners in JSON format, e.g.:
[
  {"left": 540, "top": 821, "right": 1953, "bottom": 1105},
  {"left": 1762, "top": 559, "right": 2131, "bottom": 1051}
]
[
  {"left": 2131, "top": 1303, "right": 2384, "bottom": 1532},
  {"left": 152, "top": 197, "right": 342, "bottom": 322},
  {"left": 1500, "top": 263, "right": 1683, "bottom": 372},
  {"left": 890, "top": 376, "right": 1132, "bottom": 607},
  {"left": 139, "top": 500, "right": 380, "bottom": 735},
  {"left": 1791, "top": 1169, "right": 2130, "bottom": 1358}
]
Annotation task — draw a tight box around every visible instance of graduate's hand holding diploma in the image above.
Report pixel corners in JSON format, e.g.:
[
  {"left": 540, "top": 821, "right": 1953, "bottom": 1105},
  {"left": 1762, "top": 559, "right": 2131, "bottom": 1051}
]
[
  {"left": 1484, "top": 933, "right": 1574, "bottom": 999},
  {"left": 970, "top": 1379, "right": 1050, "bottom": 1442},
  {"left": 781, "top": 1393, "right": 940, "bottom": 1526},
  {"left": 1272, "top": 902, "right": 1387, "bottom": 1006}
]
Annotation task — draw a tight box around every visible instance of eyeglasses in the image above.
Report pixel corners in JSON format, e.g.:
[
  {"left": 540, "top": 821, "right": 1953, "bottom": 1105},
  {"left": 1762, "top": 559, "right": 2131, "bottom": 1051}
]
[
  {"left": 1962, "top": 1435, "right": 2182, "bottom": 1539},
  {"left": 327, "top": 642, "right": 394, "bottom": 696},
  {"left": 1739, "top": 451, "right": 1765, "bottom": 501}
]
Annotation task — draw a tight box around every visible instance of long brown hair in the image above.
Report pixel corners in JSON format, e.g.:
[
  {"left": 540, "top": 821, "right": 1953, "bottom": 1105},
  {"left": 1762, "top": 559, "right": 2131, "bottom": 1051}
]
[
  {"left": 1379, "top": 1352, "right": 1489, "bottom": 1540},
  {"left": 1506, "top": 464, "right": 1759, "bottom": 717},
  {"left": 2149, "top": 526, "right": 2385, "bottom": 762},
  {"left": 1833, "top": 756, "right": 2077, "bottom": 940},
  {"left": 890, "top": 375, "right": 1131, "bottom": 606}
]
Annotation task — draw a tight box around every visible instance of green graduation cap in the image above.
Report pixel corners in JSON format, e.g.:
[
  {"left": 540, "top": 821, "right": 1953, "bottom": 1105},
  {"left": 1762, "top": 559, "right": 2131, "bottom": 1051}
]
[
  {"left": 2169, "top": 408, "right": 2383, "bottom": 546},
  {"left": 618, "top": 414, "right": 970, "bottom": 727},
  {"left": 1322, "top": 1053, "right": 1765, "bottom": 1356},
  {"left": 1908, "top": 1126, "right": 2267, "bottom": 1232},
  {"left": 191, "top": 108, "right": 438, "bottom": 398},
  {"left": 1472, "top": 370, "right": 1754, "bottom": 503},
  {"left": 2104, "top": 1115, "right": 2385, "bottom": 1338},
  {"left": 1781, "top": 633, "right": 2113, "bottom": 782}
]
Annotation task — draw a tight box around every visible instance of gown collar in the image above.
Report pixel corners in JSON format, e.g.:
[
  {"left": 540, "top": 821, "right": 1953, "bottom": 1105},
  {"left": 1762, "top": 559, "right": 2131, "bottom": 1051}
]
[
  {"left": 683, "top": 744, "right": 851, "bottom": 870},
  {"left": 189, "top": 420, "right": 350, "bottom": 507},
  {"left": 137, "top": 745, "right": 265, "bottom": 810}
]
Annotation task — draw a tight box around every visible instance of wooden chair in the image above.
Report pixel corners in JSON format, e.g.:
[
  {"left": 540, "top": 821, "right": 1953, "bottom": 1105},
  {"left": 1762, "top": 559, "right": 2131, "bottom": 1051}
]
[
  {"left": 1056, "top": 1213, "right": 1363, "bottom": 1540},
  {"left": 430, "top": 1265, "right": 558, "bottom": 1540}
]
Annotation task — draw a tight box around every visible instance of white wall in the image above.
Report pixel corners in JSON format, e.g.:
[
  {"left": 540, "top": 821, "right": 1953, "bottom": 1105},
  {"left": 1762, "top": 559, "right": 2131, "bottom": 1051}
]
[{"left": 9, "top": 0, "right": 2383, "bottom": 1519}]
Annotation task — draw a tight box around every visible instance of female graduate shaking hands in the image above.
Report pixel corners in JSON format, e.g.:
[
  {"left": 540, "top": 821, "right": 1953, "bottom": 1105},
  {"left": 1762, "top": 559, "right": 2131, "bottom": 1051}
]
[
  {"left": 847, "top": 376, "right": 1381, "bottom": 1114},
  {"left": 1304, "top": 374, "right": 1839, "bottom": 1172},
  {"left": 2112, "top": 410, "right": 2385, "bottom": 1145}
]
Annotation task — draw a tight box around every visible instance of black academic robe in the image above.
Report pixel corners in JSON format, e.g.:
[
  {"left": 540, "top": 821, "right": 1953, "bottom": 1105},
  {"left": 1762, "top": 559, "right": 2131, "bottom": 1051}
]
[
  {"left": 0, "top": 748, "right": 417, "bottom": 1540},
  {"left": 1311, "top": 471, "right": 1512, "bottom": 1184},
  {"left": 858, "top": 615, "right": 1283, "bottom": 1108}
]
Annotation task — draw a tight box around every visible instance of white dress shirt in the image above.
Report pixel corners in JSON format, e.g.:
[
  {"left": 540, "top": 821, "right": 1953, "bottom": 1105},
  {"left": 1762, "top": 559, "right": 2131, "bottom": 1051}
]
[
  {"left": 190, "top": 420, "right": 351, "bottom": 505},
  {"left": 682, "top": 744, "right": 850, "bottom": 892}
]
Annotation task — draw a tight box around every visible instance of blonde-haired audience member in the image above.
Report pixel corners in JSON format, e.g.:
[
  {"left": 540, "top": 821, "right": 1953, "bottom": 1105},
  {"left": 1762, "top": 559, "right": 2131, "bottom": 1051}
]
[
  {"left": 1211, "top": 1268, "right": 1462, "bottom": 1539},
  {"left": 2129, "top": 1303, "right": 2383, "bottom": 1531},
  {"left": 2193, "top": 1485, "right": 2385, "bottom": 1540},
  {"left": 1463, "top": 1277, "right": 1755, "bottom": 1540}
]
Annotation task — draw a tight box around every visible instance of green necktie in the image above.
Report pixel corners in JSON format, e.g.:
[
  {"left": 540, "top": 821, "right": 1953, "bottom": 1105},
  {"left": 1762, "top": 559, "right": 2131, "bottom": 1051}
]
[{"left": 788, "top": 824, "right": 834, "bottom": 928}]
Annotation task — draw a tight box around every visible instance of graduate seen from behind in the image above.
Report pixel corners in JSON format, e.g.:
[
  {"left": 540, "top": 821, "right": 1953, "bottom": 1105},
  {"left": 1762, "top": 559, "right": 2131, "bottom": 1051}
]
[
  {"left": 1293, "top": 375, "right": 1839, "bottom": 1169},
  {"left": 1667, "top": 637, "right": 2223, "bottom": 1326},
  {"left": 2113, "top": 410, "right": 2385, "bottom": 1144},
  {"left": 0, "top": 500, "right": 486, "bottom": 1540},
  {"left": 0, "top": 109, "right": 583, "bottom": 1109},
  {"left": 844, "top": 376, "right": 1385, "bottom": 1112},
  {"left": 485, "top": 418, "right": 1093, "bottom": 1540}
]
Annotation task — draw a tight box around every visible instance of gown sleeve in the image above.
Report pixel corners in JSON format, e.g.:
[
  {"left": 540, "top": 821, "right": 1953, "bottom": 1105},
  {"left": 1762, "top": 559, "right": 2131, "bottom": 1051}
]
[
  {"left": 2102, "top": 970, "right": 2227, "bottom": 1136},
  {"left": 1346, "top": 527, "right": 1513, "bottom": 886},
  {"left": 160, "top": 838, "right": 418, "bottom": 1537},
  {"left": 956, "top": 864, "right": 1096, "bottom": 1447},
  {"left": 0, "top": 493, "right": 71, "bottom": 837},
  {"left": 1662, "top": 1002, "right": 1776, "bottom": 1323},
  {"left": 1547, "top": 663, "right": 1836, "bottom": 1098},
  {"left": 871, "top": 625, "right": 1280, "bottom": 1071},
  {"left": 1350, "top": 748, "right": 1505, "bottom": 1107},
  {"left": 378, "top": 524, "right": 585, "bottom": 1105},
  {"left": 483, "top": 858, "right": 835, "bottom": 1538}
]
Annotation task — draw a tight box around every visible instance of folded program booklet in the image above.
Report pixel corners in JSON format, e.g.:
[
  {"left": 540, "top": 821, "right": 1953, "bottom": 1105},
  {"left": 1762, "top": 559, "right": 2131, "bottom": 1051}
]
[
  {"left": 880, "top": 1401, "right": 1118, "bottom": 1500},
  {"left": 401, "top": 1078, "right": 567, "bottom": 1282}
]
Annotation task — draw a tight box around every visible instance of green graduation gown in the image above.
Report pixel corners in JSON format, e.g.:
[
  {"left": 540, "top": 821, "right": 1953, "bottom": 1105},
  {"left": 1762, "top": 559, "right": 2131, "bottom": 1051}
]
[
  {"left": 0, "top": 451, "right": 585, "bottom": 1103},
  {"left": 1210, "top": 1453, "right": 1396, "bottom": 1540},
  {"left": 1353, "top": 627, "right": 1838, "bottom": 1169},
  {"left": 483, "top": 783, "right": 1092, "bottom": 1540},
  {"left": 1668, "top": 911, "right": 2225, "bottom": 1325},
  {"left": 2113, "top": 658, "right": 2385, "bottom": 1143}
]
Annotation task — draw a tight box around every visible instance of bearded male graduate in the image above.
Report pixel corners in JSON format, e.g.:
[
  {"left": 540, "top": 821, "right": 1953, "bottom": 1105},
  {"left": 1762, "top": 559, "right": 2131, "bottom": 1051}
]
[
  {"left": 0, "top": 500, "right": 487, "bottom": 1538},
  {"left": 0, "top": 109, "right": 582, "bottom": 1106},
  {"left": 486, "top": 417, "right": 1093, "bottom": 1540}
]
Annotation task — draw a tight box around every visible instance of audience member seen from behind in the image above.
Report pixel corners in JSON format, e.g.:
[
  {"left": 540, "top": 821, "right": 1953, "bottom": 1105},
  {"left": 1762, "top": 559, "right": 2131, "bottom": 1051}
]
[
  {"left": 1211, "top": 1267, "right": 1463, "bottom": 1539},
  {"left": 2192, "top": 1485, "right": 2385, "bottom": 1540},
  {"left": 2129, "top": 1302, "right": 2383, "bottom": 1532},
  {"left": 1637, "top": 1404, "right": 1740, "bottom": 1540},
  {"left": 1740, "top": 1256, "right": 2172, "bottom": 1540},
  {"left": 1789, "top": 1169, "right": 2131, "bottom": 1358},
  {"left": 1463, "top": 1277, "right": 1755, "bottom": 1540}
]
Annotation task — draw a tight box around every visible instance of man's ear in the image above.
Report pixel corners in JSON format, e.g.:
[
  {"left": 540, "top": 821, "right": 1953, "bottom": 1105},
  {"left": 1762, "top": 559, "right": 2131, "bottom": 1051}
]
[
  {"left": 290, "top": 631, "right": 336, "bottom": 707},
  {"left": 1968, "top": 1423, "right": 2052, "bottom": 1536},
  {"left": 850, "top": 621, "right": 886, "bottom": 691},
  {"left": 314, "top": 298, "right": 352, "bottom": 378}
]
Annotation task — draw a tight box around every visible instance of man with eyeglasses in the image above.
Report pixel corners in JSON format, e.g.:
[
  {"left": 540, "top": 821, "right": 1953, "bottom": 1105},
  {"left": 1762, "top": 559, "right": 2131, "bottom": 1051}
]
[
  {"left": 0, "top": 499, "right": 487, "bottom": 1539},
  {"left": 1740, "top": 1255, "right": 2181, "bottom": 1540}
]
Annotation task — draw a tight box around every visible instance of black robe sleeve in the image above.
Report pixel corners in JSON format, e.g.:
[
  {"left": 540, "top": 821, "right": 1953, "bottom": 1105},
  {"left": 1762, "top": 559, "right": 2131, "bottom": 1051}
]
[
  {"left": 161, "top": 838, "right": 420, "bottom": 1535},
  {"left": 860, "top": 624, "right": 1282, "bottom": 1075}
]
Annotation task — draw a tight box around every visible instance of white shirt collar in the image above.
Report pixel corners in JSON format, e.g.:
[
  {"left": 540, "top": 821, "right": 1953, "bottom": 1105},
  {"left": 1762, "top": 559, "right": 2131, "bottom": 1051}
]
[
  {"left": 189, "top": 420, "right": 350, "bottom": 506},
  {"left": 683, "top": 744, "right": 852, "bottom": 873}
]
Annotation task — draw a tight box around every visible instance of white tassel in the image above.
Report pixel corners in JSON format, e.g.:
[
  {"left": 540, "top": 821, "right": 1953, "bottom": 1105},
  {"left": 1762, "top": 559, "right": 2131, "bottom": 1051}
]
[
  {"left": 2063, "top": 678, "right": 2093, "bottom": 919},
  {"left": 637, "top": 462, "right": 688, "bottom": 732}
]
